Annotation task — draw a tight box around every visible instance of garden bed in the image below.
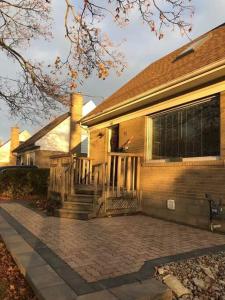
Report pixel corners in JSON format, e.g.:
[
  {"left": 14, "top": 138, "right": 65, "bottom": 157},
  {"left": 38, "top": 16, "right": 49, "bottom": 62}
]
[
  {"left": 0, "top": 236, "right": 37, "bottom": 300},
  {"left": 155, "top": 252, "right": 225, "bottom": 299}
]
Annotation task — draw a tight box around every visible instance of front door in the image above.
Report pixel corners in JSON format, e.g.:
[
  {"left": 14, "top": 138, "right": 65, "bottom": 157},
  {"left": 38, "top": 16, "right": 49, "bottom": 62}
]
[{"left": 109, "top": 125, "right": 119, "bottom": 152}]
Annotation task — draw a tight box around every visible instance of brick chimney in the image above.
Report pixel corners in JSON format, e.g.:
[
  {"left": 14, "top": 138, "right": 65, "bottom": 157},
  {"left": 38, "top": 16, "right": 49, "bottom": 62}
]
[
  {"left": 69, "top": 93, "right": 83, "bottom": 154},
  {"left": 10, "top": 127, "right": 20, "bottom": 165}
]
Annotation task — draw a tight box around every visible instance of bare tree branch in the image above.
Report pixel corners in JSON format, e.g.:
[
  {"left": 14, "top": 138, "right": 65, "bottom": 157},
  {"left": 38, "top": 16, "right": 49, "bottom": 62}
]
[{"left": 0, "top": 0, "right": 194, "bottom": 121}]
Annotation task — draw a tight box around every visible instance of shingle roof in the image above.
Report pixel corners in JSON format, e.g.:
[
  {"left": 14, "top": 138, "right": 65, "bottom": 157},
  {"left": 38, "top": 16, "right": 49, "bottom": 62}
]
[
  {"left": 84, "top": 23, "right": 225, "bottom": 121},
  {"left": 13, "top": 112, "right": 70, "bottom": 153}
]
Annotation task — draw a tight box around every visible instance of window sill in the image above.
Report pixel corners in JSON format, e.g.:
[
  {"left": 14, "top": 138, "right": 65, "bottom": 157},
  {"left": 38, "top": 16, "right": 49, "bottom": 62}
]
[{"left": 143, "top": 156, "right": 223, "bottom": 167}]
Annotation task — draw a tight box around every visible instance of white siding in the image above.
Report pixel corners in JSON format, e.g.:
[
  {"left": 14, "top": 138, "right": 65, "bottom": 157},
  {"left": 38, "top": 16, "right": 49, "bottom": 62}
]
[
  {"left": 83, "top": 100, "right": 96, "bottom": 116},
  {"left": 35, "top": 101, "right": 96, "bottom": 154},
  {"left": 0, "top": 130, "right": 31, "bottom": 163},
  {"left": 36, "top": 117, "right": 70, "bottom": 152}
]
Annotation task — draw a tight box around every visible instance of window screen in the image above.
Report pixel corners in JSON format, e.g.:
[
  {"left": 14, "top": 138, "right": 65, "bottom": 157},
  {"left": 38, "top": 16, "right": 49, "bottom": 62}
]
[{"left": 151, "top": 95, "right": 220, "bottom": 159}]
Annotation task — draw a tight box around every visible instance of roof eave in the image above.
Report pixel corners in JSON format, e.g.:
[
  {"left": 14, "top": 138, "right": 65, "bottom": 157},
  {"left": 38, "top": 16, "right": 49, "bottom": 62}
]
[
  {"left": 82, "top": 58, "right": 225, "bottom": 127},
  {"left": 13, "top": 145, "right": 40, "bottom": 154}
]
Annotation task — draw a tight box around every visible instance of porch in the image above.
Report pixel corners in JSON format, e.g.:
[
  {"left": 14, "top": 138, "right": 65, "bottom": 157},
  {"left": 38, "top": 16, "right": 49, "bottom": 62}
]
[{"left": 48, "top": 152, "right": 142, "bottom": 219}]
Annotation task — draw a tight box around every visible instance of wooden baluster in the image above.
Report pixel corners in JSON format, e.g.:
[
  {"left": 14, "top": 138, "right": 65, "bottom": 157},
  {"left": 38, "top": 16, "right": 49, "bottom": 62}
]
[
  {"left": 49, "top": 167, "right": 52, "bottom": 191},
  {"left": 52, "top": 167, "right": 54, "bottom": 191},
  {"left": 86, "top": 160, "right": 89, "bottom": 184},
  {"left": 85, "top": 160, "right": 87, "bottom": 184},
  {"left": 52, "top": 168, "right": 54, "bottom": 191},
  {"left": 107, "top": 155, "right": 111, "bottom": 197},
  {"left": 61, "top": 165, "right": 64, "bottom": 196},
  {"left": 79, "top": 159, "right": 82, "bottom": 184},
  {"left": 112, "top": 156, "right": 116, "bottom": 197},
  {"left": 81, "top": 159, "right": 84, "bottom": 184},
  {"left": 73, "top": 159, "right": 76, "bottom": 185},
  {"left": 127, "top": 156, "right": 131, "bottom": 193},
  {"left": 53, "top": 168, "right": 55, "bottom": 191},
  {"left": 99, "top": 164, "right": 103, "bottom": 186},
  {"left": 76, "top": 159, "right": 79, "bottom": 184},
  {"left": 124, "top": 157, "right": 127, "bottom": 190},
  {"left": 86, "top": 160, "right": 88, "bottom": 184},
  {"left": 117, "top": 156, "right": 122, "bottom": 197},
  {"left": 76, "top": 159, "right": 79, "bottom": 185},
  {"left": 89, "top": 159, "right": 93, "bottom": 184},
  {"left": 71, "top": 160, "right": 75, "bottom": 195},
  {"left": 132, "top": 157, "right": 135, "bottom": 197},
  {"left": 102, "top": 163, "right": 105, "bottom": 190},
  {"left": 55, "top": 166, "right": 58, "bottom": 192},
  {"left": 120, "top": 157, "right": 124, "bottom": 192},
  {"left": 94, "top": 165, "right": 97, "bottom": 188},
  {"left": 55, "top": 167, "right": 57, "bottom": 191},
  {"left": 87, "top": 160, "right": 89, "bottom": 184},
  {"left": 82, "top": 159, "right": 86, "bottom": 184},
  {"left": 50, "top": 167, "right": 53, "bottom": 191},
  {"left": 65, "top": 167, "right": 67, "bottom": 197},
  {"left": 136, "top": 157, "right": 141, "bottom": 198}
]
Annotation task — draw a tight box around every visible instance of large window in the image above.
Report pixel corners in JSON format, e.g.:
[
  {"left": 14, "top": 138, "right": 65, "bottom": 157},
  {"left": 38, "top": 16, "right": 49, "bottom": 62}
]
[{"left": 151, "top": 95, "right": 220, "bottom": 160}]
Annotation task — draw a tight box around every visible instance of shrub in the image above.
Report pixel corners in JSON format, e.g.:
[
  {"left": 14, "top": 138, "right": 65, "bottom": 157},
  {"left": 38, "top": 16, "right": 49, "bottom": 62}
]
[{"left": 0, "top": 168, "right": 49, "bottom": 200}]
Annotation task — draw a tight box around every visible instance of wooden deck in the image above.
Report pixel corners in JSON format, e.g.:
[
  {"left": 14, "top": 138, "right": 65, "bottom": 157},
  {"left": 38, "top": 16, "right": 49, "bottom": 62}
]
[{"left": 48, "top": 152, "right": 143, "bottom": 218}]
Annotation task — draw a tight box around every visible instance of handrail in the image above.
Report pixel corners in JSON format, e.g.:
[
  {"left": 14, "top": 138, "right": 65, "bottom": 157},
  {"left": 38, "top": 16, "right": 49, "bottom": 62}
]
[
  {"left": 109, "top": 152, "right": 144, "bottom": 157},
  {"left": 49, "top": 155, "right": 93, "bottom": 200}
]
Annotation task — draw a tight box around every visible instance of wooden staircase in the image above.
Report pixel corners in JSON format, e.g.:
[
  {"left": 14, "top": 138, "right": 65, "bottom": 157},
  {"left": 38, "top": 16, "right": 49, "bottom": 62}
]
[
  {"left": 55, "top": 184, "right": 102, "bottom": 220},
  {"left": 49, "top": 153, "right": 142, "bottom": 220}
]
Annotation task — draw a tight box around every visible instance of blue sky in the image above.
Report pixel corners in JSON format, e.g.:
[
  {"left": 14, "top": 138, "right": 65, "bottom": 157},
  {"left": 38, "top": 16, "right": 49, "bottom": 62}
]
[{"left": 1, "top": 0, "right": 225, "bottom": 142}]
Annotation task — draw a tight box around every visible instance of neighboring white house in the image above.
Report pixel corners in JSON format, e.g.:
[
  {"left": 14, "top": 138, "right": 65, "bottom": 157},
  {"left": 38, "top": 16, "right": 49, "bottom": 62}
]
[
  {"left": 0, "top": 130, "right": 31, "bottom": 165},
  {"left": 13, "top": 100, "right": 96, "bottom": 168}
]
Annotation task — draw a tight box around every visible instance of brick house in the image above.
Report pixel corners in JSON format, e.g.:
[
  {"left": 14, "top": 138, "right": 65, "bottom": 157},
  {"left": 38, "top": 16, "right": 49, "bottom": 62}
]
[
  {"left": 49, "top": 23, "right": 225, "bottom": 229},
  {"left": 13, "top": 99, "right": 96, "bottom": 168}
]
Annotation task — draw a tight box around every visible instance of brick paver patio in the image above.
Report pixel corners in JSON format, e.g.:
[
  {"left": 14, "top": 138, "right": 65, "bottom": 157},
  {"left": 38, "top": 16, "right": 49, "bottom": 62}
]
[{"left": 1, "top": 202, "right": 225, "bottom": 283}]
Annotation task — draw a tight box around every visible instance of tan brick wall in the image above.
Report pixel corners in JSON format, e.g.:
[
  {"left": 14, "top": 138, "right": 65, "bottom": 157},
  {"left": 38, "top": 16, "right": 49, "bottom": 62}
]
[
  {"left": 90, "top": 117, "right": 145, "bottom": 165},
  {"left": 10, "top": 127, "right": 19, "bottom": 165},
  {"left": 90, "top": 128, "right": 108, "bottom": 165},
  {"left": 88, "top": 92, "right": 225, "bottom": 230},
  {"left": 119, "top": 116, "right": 145, "bottom": 154},
  {"left": 140, "top": 161, "right": 225, "bottom": 229}
]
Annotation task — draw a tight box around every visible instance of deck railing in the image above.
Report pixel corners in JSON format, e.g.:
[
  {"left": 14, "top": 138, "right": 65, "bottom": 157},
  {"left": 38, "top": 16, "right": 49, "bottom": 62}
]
[
  {"left": 49, "top": 152, "right": 142, "bottom": 209},
  {"left": 106, "top": 152, "right": 142, "bottom": 198},
  {"left": 49, "top": 154, "right": 72, "bottom": 201},
  {"left": 73, "top": 157, "right": 93, "bottom": 185},
  {"left": 49, "top": 155, "right": 93, "bottom": 200}
]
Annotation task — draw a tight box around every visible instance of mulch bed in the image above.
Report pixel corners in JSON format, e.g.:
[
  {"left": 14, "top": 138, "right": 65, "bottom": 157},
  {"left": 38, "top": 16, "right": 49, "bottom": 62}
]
[{"left": 0, "top": 237, "right": 37, "bottom": 300}]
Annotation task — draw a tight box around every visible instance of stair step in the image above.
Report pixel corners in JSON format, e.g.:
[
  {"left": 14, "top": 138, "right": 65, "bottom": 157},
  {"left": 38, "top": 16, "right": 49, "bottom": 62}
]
[
  {"left": 67, "top": 194, "right": 95, "bottom": 203},
  {"left": 63, "top": 201, "right": 93, "bottom": 211},
  {"left": 55, "top": 208, "right": 94, "bottom": 220},
  {"left": 74, "top": 184, "right": 102, "bottom": 195},
  {"left": 74, "top": 189, "right": 102, "bottom": 196}
]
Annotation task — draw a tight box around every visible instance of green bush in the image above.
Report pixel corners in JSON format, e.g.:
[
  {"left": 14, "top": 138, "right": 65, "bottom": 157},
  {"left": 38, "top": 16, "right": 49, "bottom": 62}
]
[{"left": 0, "top": 168, "right": 50, "bottom": 199}]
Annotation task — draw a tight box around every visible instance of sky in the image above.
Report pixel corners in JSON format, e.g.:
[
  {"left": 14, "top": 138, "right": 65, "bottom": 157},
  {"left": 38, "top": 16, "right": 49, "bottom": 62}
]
[{"left": 1, "top": 0, "right": 225, "bottom": 142}]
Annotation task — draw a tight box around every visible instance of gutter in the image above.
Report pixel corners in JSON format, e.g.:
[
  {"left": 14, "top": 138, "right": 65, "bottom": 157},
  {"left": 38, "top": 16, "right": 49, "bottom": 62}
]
[{"left": 82, "top": 58, "right": 225, "bottom": 126}]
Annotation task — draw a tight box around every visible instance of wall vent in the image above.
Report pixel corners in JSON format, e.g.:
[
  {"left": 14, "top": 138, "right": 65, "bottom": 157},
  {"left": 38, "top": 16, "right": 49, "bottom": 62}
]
[{"left": 167, "top": 199, "right": 175, "bottom": 210}]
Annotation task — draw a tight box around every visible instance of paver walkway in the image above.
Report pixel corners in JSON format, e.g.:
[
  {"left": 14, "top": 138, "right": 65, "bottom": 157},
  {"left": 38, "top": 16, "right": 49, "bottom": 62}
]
[{"left": 1, "top": 202, "right": 225, "bottom": 283}]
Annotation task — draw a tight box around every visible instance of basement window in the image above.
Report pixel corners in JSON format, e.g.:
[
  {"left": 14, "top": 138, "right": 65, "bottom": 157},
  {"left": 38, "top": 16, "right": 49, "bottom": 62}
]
[{"left": 150, "top": 95, "right": 220, "bottom": 160}]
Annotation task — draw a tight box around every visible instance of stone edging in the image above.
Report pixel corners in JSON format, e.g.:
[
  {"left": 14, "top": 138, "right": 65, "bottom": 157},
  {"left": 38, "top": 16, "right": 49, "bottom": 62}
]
[{"left": 0, "top": 213, "right": 78, "bottom": 300}]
